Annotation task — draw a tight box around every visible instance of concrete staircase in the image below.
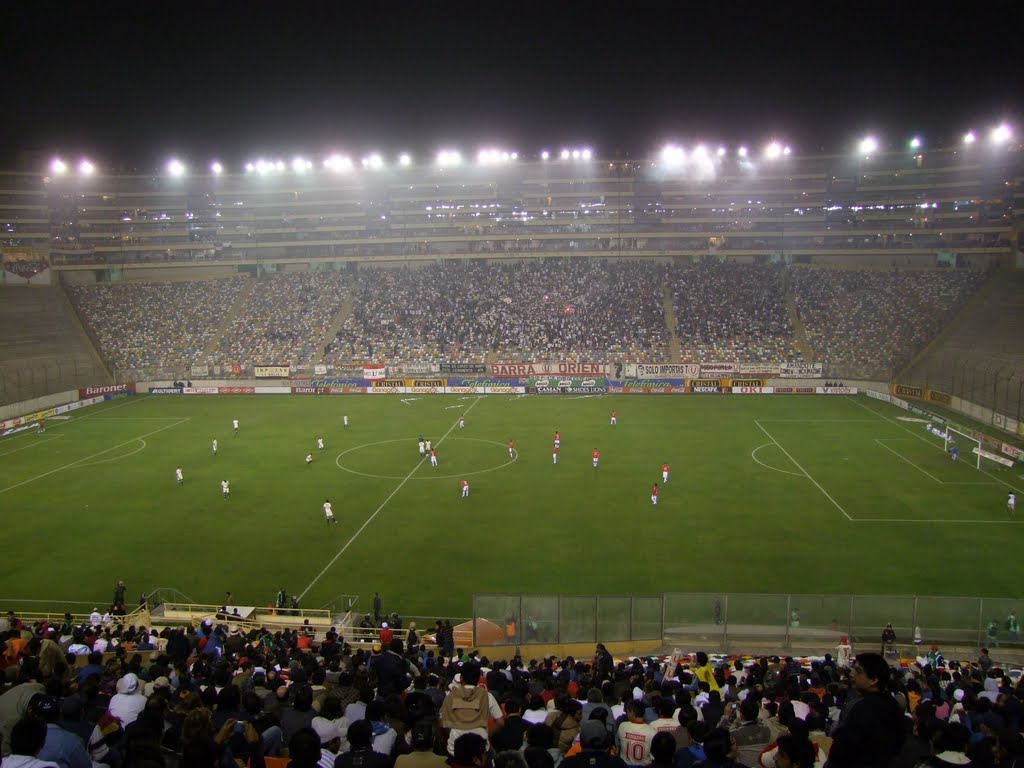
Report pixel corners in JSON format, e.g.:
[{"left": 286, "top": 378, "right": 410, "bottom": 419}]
[
  {"left": 318, "top": 291, "right": 355, "bottom": 360},
  {"left": 663, "top": 286, "right": 682, "bottom": 360},
  {"left": 202, "top": 276, "right": 257, "bottom": 360}
]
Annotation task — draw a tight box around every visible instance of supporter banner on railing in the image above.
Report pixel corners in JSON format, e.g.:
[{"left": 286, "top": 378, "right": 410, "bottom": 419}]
[
  {"left": 780, "top": 362, "right": 824, "bottom": 378},
  {"left": 607, "top": 379, "right": 688, "bottom": 394},
  {"left": 388, "top": 363, "right": 439, "bottom": 375},
  {"left": 363, "top": 365, "right": 386, "bottom": 380},
  {"left": 699, "top": 362, "right": 738, "bottom": 376},
  {"left": 491, "top": 362, "right": 609, "bottom": 378},
  {"left": 737, "top": 362, "right": 782, "bottom": 377},
  {"left": 79, "top": 383, "right": 136, "bottom": 398},
  {"left": 183, "top": 387, "right": 219, "bottom": 395},
  {"left": 622, "top": 363, "right": 700, "bottom": 379},
  {"left": 190, "top": 365, "right": 209, "bottom": 377},
  {"left": 314, "top": 364, "right": 328, "bottom": 376},
  {"left": 149, "top": 387, "right": 183, "bottom": 394},
  {"left": 772, "top": 386, "right": 816, "bottom": 394},
  {"left": 254, "top": 366, "right": 290, "bottom": 378},
  {"left": 440, "top": 363, "right": 488, "bottom": 375}
]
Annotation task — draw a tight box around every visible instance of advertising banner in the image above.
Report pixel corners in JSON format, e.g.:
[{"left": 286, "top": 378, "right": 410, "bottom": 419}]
[
  {"left": 255, "top": 387, "right": 293, "bottom": 394},
  {"left": 527, "top": 377, "right": 605, "bottom": 388},
  {"left": 689, "top": 378, "right": 726, "bottom": 393},
  {"left": 183, "top": 387, "right": 219, "bottom": 395},
  {"left": 607, "top": 379, "right": 688, "bottom": 394},
  {"left": 293, "top": 386, "right": 365, "bottom": 395},
  {"left": 190, "top": 364, "right": 209, "bottom": 377},
  {"left": 491, "top": 362, "right": 608, "bottom": 378},
  {"left": 780, "top": 362, "right": 824, "bottom": 378},
  {"left": 218, "top": 386, "right": 256, "bottom": 395},
  {"left": 447, "top": 384, "right": 525, "bottom": 394},
  {"left": 446, "top": 378, "right": 523, "bottom": 387},
  {"left": 440, "top": 363, "right": 488, "bottom": 375},
  {"left": 367, "top": 385, "right": 405, "bottom": 394},
  {"left": 1002, "top": 443, "right": 1023, "bottom": 461},
  {"left": 731, "top": 386, "right": 774, "bottom": 394},
  {"left": 311, "top": 378, "right": 366, "bottom": 387},
  {"left": 149, "top": 387, "right": 183, "bottom": 394},
  {"left": 737, "top": 362, "right": 782, "bottom": 376},
  {"left": 373, "top": 379, "right": 407, "bottom": 388},
  {"left": 866, "top": 390, "right": 891, "bottom": 403},
  {"left": 730, "top": 379, "right": 765, "bottom": 388},
  {"left": 820, "top": 386, "right": 858, "bottom": 395},
  {"left": 699, "top": 362, "right": 738, "bottom": 376},
  {"left": 405, "top": 378, "right": 446, "bottom": 388},
  {"left": 623, "top": 363, "right": 700, "bottom": 379},
  {"left": 363, "top": 365, "right": 386, "bottom": 380},
  {"left": 893, "top": 384, "right": 924, "bottom": 399},
  {"left": 773, "top": 386, "right": 816, "bottom": 394},
  {"left": 928, "top": 389, "right": 952, "bottom": 406},
  {"left": 79, "top": 383, "right": 136, "bottom": 398},
  {"left": 254, "top": 366, "right": 290, "bottom": 378},
  {"left": 529, "top": 385, "right": 608, "bottom": 394}
]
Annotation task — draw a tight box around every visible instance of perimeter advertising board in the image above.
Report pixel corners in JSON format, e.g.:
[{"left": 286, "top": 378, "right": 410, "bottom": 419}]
[
  {"left": 526, "top": 377, "right": 607, "bottom": 394},
  {"left": 606, "top": 379, "right": 687, "bottom": 394}
]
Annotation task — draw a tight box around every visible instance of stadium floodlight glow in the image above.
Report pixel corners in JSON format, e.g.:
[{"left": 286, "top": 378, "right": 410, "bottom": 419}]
[
  {"left": 292, "top": 156, "right": 314, "bottom": 173},
  {"left": 275, "top": 160, "right": 286, "bottom": 171},
  {"left": 764, "top": 141, "right": 784, "bottom": 160},
  {"left": 50, "top": 158, "right": 68, "bottom": 175},
  {"left": 541, "top": 150, "right": 550, "bottom": 160},
  {"left": 210, "top": 161, "right": 223, "bottom": 175},
  {"left": 560, "top": 148, "right": 570, "bottom": 160},
  {"left": 78, "top": 159, "right": 95, "bottom": 176},
  {"left": 436, "top": 149, "right": 462, "bottom": 167},
  {"left": 245, "top": 162, "right": 255, "bottom": 173},
  {"left": 858, "top": 136, "right": 878, "bottom": 155},
  {"left": 716, "top": 146, "right": 726, "bottom": 157},
  {"left": 737, "top": 146, "right": 748, "bottom": 158},
  {"left": 581, "top": 148, "right": 592, "bottom": 160},
  {"left": 361, "top": 153, "right": 384, "bottom": 170},
  {"left": 571, "top": 149, "right": 581, "bottom": 159},
  {"left": 909, "top": 137, "right": 922, "bottom": 150},
  {"left": 783, "top": 146, "right": 791, "bottom": 156},
  {"left": 167, "top": 159, "right": 186, "bottom": 177},
  {"left": 323, "top": 154, "right": 353, "bottom": 172},
  {"left": 510, "top": 152, "right": 518, "bottom": 160},
  {"left": 660, "top": 144, "right": 686, "bottom": 167},
  {"left": 692, "top": 144, "right": 709, "bottom": 159},
  {"left": 963, "top": 131, "right": 976, "bottom": 145},
  {"left": 398, "top": 153, "right": 412, "bottom": 167},
  {"left": 991, "top": 124, "right": 1012, "bottom": 144}
]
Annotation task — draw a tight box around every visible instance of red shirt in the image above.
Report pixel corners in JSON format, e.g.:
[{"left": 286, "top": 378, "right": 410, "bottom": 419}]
[
  {"left": 461, "top": 480, "right": 468, "bottom": 489},
  {"left": 552, "top": 446, "right": 558, "bottom": 454},
  {"left": 611, "top": 411, "right": 617, "bottom": 418},
  {"left": 662, "top": 464, "right": 669, "bottom": 473},
  {"left": 593, "top": 450, "right": 599, "bottom": 460},
  {"left": 430, "top": 449, "right": 436, "bottom": 457},
  {"left": 554, "top": 432, "right": 560, "bottom": 440},
  {"left": 652, "top": 485, "right": 659, "bottom": 496},
  {"left": 380, "top": 627, "right": 393, "bottom": 645},
  {"left": 508, "top": 441, "right": 514, "bottom": 449}
]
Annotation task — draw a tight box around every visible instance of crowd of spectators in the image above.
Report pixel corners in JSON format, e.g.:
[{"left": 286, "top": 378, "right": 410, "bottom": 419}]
[
  {"left": 208, "top": 271, "right": 351, "bottom": 369},
  {"left": 68, "top": 264, "right": 991, "bottom": 377},
  {"left": 68, "top": 278, "right": 248, "bottom": 372},
  {"left": 2, "top": 608, "right": 1023, "bottom": 768},
  {"left": 790, "top": 268, "right": 987, "bottom": 379},
  {"left": 670, "top": 264, "right": 800, "bottom": 363},
  {"left": 327, "top": 260, "right": 670, "bottom": 366}
]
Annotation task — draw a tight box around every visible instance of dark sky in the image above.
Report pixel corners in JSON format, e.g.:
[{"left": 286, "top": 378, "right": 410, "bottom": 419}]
[{"left": 4, "top": 0, "right": 1021, "bottom": 167}]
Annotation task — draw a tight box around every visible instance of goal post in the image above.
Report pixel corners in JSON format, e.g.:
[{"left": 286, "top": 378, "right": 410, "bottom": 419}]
[{"left": 945, "top": 425, "right": 1014, "bottom": 470}]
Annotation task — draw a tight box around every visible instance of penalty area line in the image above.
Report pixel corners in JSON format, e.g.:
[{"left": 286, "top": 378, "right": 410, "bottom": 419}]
[{"left": 299, "top": 396, "right": 483, "bottom": 601}]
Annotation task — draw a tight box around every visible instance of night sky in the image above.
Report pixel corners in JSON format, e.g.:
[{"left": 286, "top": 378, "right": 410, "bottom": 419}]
[{"left": 4, "top": 0, "right": 1021, "bottom": 168}]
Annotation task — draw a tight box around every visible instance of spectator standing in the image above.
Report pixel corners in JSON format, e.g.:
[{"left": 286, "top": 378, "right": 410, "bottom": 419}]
[{"left": 824, "top": 653, "right": 905, "bottom": 768}]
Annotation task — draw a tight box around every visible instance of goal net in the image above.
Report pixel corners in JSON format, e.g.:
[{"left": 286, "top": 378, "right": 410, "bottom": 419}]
[{"left": 935, "top": 423, "right": 1014, "bottom": 470}]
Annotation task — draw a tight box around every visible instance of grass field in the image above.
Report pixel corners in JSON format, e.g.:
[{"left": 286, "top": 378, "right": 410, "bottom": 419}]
[{"left": 2, "top": 392, "right": 1023, "bottom": 624}]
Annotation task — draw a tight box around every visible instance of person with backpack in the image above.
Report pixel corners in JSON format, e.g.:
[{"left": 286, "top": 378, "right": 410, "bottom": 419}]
[{"left": 440, "top": 663, "right": 503, "bottom": 756}]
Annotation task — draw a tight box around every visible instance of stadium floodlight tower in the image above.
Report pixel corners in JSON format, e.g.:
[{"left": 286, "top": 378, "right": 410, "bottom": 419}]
[
  {"left": 963, "top": 131, "right": 976, "bottom": 145},
  {"left": 991, "top": 124, "right": 1012, "bottom": 144},
  {"left": 210, "top": 161, "right": 223, "bottom": 175},
  {"left": 764, "top": 141, "right": 784, "bottom": 160},
  {"left": 909, "top": 136, "right": 922, "bottom": 149},
  {"left": 167, "top": 159, "right": 186, "bottom": 177},
  {"left": 859, "top": 136, "right": 878, "bottom": 156},
  {"left": 398, "top": 153, "right": 412, "bottom": 167},
  {"left": 49, "top": 158, "right": 68, "bottom": 175},
  {"left": 78, "top": 159, "right": 95, "bottom": 176}
]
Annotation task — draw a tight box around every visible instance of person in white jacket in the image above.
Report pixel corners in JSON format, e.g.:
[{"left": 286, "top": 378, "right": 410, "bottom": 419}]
[{"left": 108, "top": 673, "right": 146, "bottom": 726}]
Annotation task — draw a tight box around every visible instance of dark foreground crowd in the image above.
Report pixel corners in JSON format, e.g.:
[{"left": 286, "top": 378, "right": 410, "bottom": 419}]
[{"left": 1, "top": 612, "right": 1022, "bottom": 768}]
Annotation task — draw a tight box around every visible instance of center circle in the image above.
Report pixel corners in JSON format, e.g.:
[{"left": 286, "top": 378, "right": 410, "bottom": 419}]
[{"left": 334, "top": 437, "right": 517, "bottom": 480}]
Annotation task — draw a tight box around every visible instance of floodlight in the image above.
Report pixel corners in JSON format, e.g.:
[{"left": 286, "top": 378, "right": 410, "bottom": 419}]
[
  {"left": 783, "top": 146, "right": 791, "bottom": 156},
  {"left": 437, "top": 149, "right": 462, "bottom": 167},
  {"left": 991, "top": 124, "right": 1012, "bottom": 144},
  {"left": 560, "top": 149, "right": 570, "bottom": 159},
  {"left": 572, "top": 149, "right": 581, "bottom": 159},
  {"left": 50, "top": 158, "right": 68, "bottom": 175},
  {"left": 541, "top": 150, "right": 550, "bottom": 160},
  {"left": 660, "top": 145, "right": 685, "bottom": 167},
  {"left": 210, "top": 161, "right": 223, "bottom": 175},
  {"left": 737, "top": 146, "right": 748, "bottom": 158},
  {"left": 275, "top": 160, "right": 286, "bottom": 171},
  {"left": 510, "top": 152, "right": 518, "bottom": 160},
  {"left": 323, "top": 154, "right": 352, "bottom": 172},
  {"left": 245, "top": 162, "right": 255, "bottom": 173},
  {"left": 858, "top": 136, "right": 878, "bottom": 155},
  {"left": 963, "top": 131, "right": 976, "bottom": 145},
  {"left": 909, "top": 137, "right": 921, "bottom": 149},
  {"left": 167, "top": 159, "right": 186, "bottom": 177},
  {"left": 79, "top": 159, "right": 95, "bottom": 176},
  {"left": 581, "top": 148, "right": 592, "bottom": 160},
  {"left": 692, "top": 144, "right": 708, "bottom": 159},
  {"left": 764, "top": 141, "right": 783, "bottom": 159},
  {"left": 398, "top": 153, "right": 412, "bottom": 166},
  {"left": 716, "top": 146, "right": 726, "bottom": 157},
  {"left": 292, "top": 157, "right": 309, "bottom": 173}
]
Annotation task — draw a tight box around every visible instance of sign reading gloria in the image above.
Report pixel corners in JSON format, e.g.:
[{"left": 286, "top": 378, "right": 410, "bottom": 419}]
[
  {"left": 492, "top": 362, "right": 608, "bottom": 378},
  {"left": 623, "top": 363, "right": 700, "bottom": 379},
  {"left": 254, "top": 366, "right": 290, "bottom": 378}
]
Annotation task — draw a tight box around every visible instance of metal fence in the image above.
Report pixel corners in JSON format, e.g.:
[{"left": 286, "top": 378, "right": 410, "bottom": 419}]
[
  {"left": 0, "top": 359, "right": 106, "bottom": 406},
  {"left": 474, "top": 592, "right": 1023, "bottom": 649},
  {"left": 906, "top": 352, "right": 1024, "bottom": 423}
]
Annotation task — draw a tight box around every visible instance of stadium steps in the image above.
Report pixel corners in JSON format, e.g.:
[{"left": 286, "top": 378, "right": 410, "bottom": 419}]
[
  {"left": 56, "top": 283, "right": 113, "bottom": 384},
  {"left": 895, "top": 269, "right": 1007, "bottom": 383},
  {"left": 662, "top": 286, "right": 682, "bottom": 360},
  {"left": 202, "top": 276, "right": 257, "bottom": 360},
  {"left": 785, "top": 293, "right": 815, "bottom": 360},
  {"left": 318, "top": 291, "right": 354, "bottom": 361}
]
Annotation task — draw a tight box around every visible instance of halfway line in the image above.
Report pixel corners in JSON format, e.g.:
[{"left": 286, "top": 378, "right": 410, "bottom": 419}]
[{"left": 299, "top": 396, "right": 483, "bottom": 601}]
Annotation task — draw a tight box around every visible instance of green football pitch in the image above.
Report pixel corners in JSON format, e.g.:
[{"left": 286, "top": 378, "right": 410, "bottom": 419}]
[{"left": 2, "top": 392, "right": 1022, "bottom": 620}]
